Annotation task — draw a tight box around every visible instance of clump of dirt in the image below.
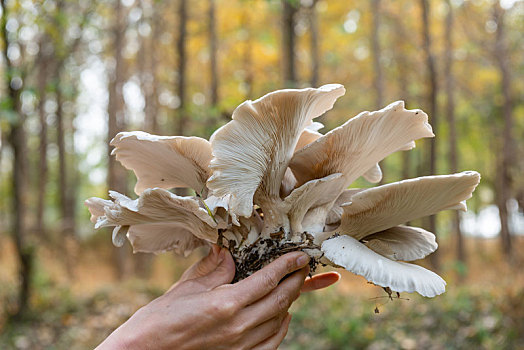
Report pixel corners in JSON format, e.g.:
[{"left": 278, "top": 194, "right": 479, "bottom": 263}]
[{"left": 221, "top": 230, "right": 322, "bottom": 283}]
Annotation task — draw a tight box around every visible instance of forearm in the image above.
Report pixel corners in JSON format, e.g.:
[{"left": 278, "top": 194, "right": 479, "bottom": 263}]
[{"left": 96, "top": 326, "right": 131, "bottom": 350}]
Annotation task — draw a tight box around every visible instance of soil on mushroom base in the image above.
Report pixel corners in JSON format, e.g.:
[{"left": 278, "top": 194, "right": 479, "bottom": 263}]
[{"left": 219, "top": 230, "right": 323, "bottom": 282}]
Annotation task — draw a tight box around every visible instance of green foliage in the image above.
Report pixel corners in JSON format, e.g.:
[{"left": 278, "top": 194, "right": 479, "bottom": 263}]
[
  {"left": 1, "top": 282, "right": 521, "bottom": 349},
  {"left": 282, "top": 286, "right": 523, "bottom": 350}
]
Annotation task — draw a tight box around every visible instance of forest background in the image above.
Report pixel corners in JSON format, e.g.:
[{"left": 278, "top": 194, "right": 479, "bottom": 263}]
[{"left": 0, "top": 0, "right": 523, "bottom": 349}]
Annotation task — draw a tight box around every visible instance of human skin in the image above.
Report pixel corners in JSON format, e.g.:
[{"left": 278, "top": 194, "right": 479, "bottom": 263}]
[{"left": 97, "top": 246, "right": 340, "bottom": 350}]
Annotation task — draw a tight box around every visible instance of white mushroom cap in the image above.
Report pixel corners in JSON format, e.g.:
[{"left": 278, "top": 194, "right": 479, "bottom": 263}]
[
  {"left": 110, "top": 131, "right": 213, "bottom": 195},
  {"left": 325, "top": 188, "right": 363, "bottom": 225},
  {"left": 322, "top": 235, "right": 446, "bottom": 297},
  {"left": 88, "top": 188, "right": 218, "bottom": 255},
  {"left": 280, "top": 168, "right": 298, "bottom": 199},
  {"left": 337, "top": 171, "right": 481, "bottom": 241},
  {"left": 364, "top": 225, "right": 438, "bottom": 261},
  {"left": 112, "top": 225, "right": 129, "bottom": 247},
  {"left": 207, "top": 84, "right": 346, "bottom": 219},
  {"left": 362, "top": 163, "right": 382, "bottom": 183},
  {"left": 85, "top": 197, "right": 113, "bottom": 223},
  {"left": 289, "top": 101, "right": 434, "bottom": 188},
  {"left": 204, "top": 194, "right": 230, "bottom": 215},
  {"left": 128, "top": 223, "right": 207, "bottom": 256},
  {"left": 284, "top": 173, "right": 345, "bottom": 233},
  {"left": 295, "top": 128, "right": 322, "bottom": 153}
]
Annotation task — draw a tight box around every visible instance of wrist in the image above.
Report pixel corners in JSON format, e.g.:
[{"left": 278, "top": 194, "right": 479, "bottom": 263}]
[{"left": 96, "top": 321, "right": 143, "bottom": 350}]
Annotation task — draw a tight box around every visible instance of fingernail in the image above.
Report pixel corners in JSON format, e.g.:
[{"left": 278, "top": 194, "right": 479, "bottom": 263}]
[
  {"left": 211, "top": 244, "right": 220, "bottom": 256},
  {"left": 296, "top": 253, "right": 310, "bottom": 267}
]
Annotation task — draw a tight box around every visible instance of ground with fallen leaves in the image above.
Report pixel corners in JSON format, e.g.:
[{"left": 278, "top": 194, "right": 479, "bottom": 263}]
[{"left": 0, "top": 236, "right": 523, "bottom": 350}]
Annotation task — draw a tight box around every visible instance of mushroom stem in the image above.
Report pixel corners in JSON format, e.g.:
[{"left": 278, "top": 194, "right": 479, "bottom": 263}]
[
  {"left": 313, "top": 230, "right": 336, "bottom": 245},
  {"left": 257, "top": 198, "right": 291, "bottom": 238}
]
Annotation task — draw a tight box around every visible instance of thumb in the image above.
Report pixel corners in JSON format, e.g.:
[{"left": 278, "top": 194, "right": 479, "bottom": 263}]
[
  {"left": 193, "top": 247, "right": 236, "bottom": 290},
  {"left": 179, "top": 245, "right": 223, "bottom": 282}
]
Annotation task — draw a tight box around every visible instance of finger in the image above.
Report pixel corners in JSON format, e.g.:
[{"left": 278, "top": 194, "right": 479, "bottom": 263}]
[
  {"left": 179, "top": 245, "right": 221, "bottom": 282},
  {"left": 236, "top": 266, "right": 309, "bottom": 329},
  {"left": 171, "top": 248, "right": 236, "bottom": 295},
  {"left": 166, "top": 245, "right": 222, "bottom": 293},
  {"left": 301, "top": 271, "right": 340, "bottom": 293},
  {"left": 191, "top": 248, "right": 236, "bottom": 290},
  {"left": 251, "top": 313, "right": 292, "bottom": 350},
  {"left": 234, "top": 313, "right": 287, "bottom": 350},
  {"left": 231, "top": 251, "right": 310, "bottom": 306}
]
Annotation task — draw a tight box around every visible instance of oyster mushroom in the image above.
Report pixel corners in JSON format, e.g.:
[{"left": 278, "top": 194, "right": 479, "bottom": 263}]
[
  {"left": 86, "top": 83, "right": 480, "bottom": 296},
  {"left": 86, "top": 188, "right": 218, "bottom": 256},
  {"left": 111, "top": 131, "right": 213, "bottom": 196},
  {"left": 318, "top": 172, "right": 480, "bottom": 297},
  {"left": 207, "top": 84, "right": 346, "bottom": 230}
]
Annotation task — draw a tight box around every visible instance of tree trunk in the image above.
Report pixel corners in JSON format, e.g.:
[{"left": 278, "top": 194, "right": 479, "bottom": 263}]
[
  {"left": 175, "top": 0, "right": 188, "bottom": 136},
  {"left": 420, "top": 0, "right": 439, "bottom": 270},
  {"left": 391, "top": 14, "right": 412, "bottom": 181},
  {"left": 8, "top": 113, "right": 32, "bottom": 318},
  {"left": 1, "top": 0, "right": 33, "bottom": 317},
  {"left": 56, "top": 83, "right": 77, "bottom": 230},
  {"left": 174, "top": 0, "right": 189, "bottom": 196},
  {"left": 208, "top": 0, "right": 218, "bottom": 107},
  {"left": 370, "top": 0, "right": 386, "bottom": 183},
  {"left": 137, "top": 0, "right": 146, "bottom": 120},
  {"left": 36, "top": 55, "right": 49, "bottom": 238},
  {"left": 309, "top": 0, "right": 319, "bottom": 87},
  {"left": 282, "top": 0, "right": 298, "bottom": 87},
  {"left": 134, "top": 11, "right": 155, "bottom": 277},
  {"left": 492, "top": 3, "right": 514, "bottom": 258},
  {"left": 444, "top": 0, "right": 465, "bottom": 264},
  {"left": 56, "top": 82, "right": 69, "bottom": 233},
  {"left": 242, "top": 11, "right": 254, "bottom": 100},
  {"left": 107, "top": 0, "right": 129, "bottom": 280},
  {"left": 144, "top": 3, "right": 160, "bottom": 134},
  {"left": 0, "top": 129, "right": 5, "bottom": 226},
  {"left": 371, "top": 0, "right": 384, "bottom": 108},
  {"left": 56, "top": 82, "right": 78, "bottom": 278}
]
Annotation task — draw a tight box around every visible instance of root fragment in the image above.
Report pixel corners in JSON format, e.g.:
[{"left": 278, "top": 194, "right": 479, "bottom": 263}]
[{"left": 226, "top": 231, "right": 322, "bottom": 283}]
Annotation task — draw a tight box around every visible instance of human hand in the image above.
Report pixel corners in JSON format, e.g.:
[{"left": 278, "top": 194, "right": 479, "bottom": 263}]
[
  {"left": 176, "top": 245, "right": 340, "bottom": 295},
  {"left": 97, "top": 246, "right": 339, "bottom": 350}
]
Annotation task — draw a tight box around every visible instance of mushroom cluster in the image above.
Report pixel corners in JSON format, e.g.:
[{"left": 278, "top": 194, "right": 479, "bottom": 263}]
[{"left": 86, "top": 84, "right": 480, "bottom": 297}]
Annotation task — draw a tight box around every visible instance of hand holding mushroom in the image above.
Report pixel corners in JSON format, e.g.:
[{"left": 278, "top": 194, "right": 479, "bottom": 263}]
[
  {"left": 86, "top": 83, "right": 480, "bottom": 298},
  {"left": 96, "top": 247, "right": 338, "bottom": 350}
]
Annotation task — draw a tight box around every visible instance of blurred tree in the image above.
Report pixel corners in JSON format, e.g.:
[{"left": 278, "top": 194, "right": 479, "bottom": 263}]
[
  {"left": 134, "top": 1, "right": 155, "bottom": 278},
  {"left": 1, "top": 0, "right": 33, "bottom": 318},
  {"left": 420, "top": 0, "right": 439, "bottom": 270},
  {"left": 492, "top": 2, "right": 515, "bottom": 258},
  {"left": 308, "top": 0, "right": 319, "bottom": 86},
  {"left": 241, "top": 10, "right": 254, "bottom": 100},
  {"left": 175, "top": 0, "right": 188, "bottom": 135},
  {"left": 174, "top": 0, "right": 189, "bottom": 196},
  {"left": 282, "top": 0, "right": 298, "bottom": 87},
  {"left": 209, "top": 0, "right": 218, "bottom": 108},
  {"left": 443, "top": 0, "right": 465, "bottom": 264},
  {"left": 386, "top": 6, "right": 413, "bottom": 181},
  {"left": 52, "top": 2, "right": 93, "bottom": 279},
  {"left": 107, "top": 0, "right": 130, "bottom": 279},
  {"left": 144, "top": 1, "right": 160, "bottom": 134},
  {"left": 370, "top": 0, "right": 383, "bottom": 109},
  {"left": 370, "top": 0, "right": 385, "bottom": 183},
  {"left": 35, "top": 40, "right": 50, "bottom": 238}
]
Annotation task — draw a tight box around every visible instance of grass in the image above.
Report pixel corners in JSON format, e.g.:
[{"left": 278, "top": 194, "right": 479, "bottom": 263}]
[{"left": 283, "top": 286, "right": 523, "bottom": 350}]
